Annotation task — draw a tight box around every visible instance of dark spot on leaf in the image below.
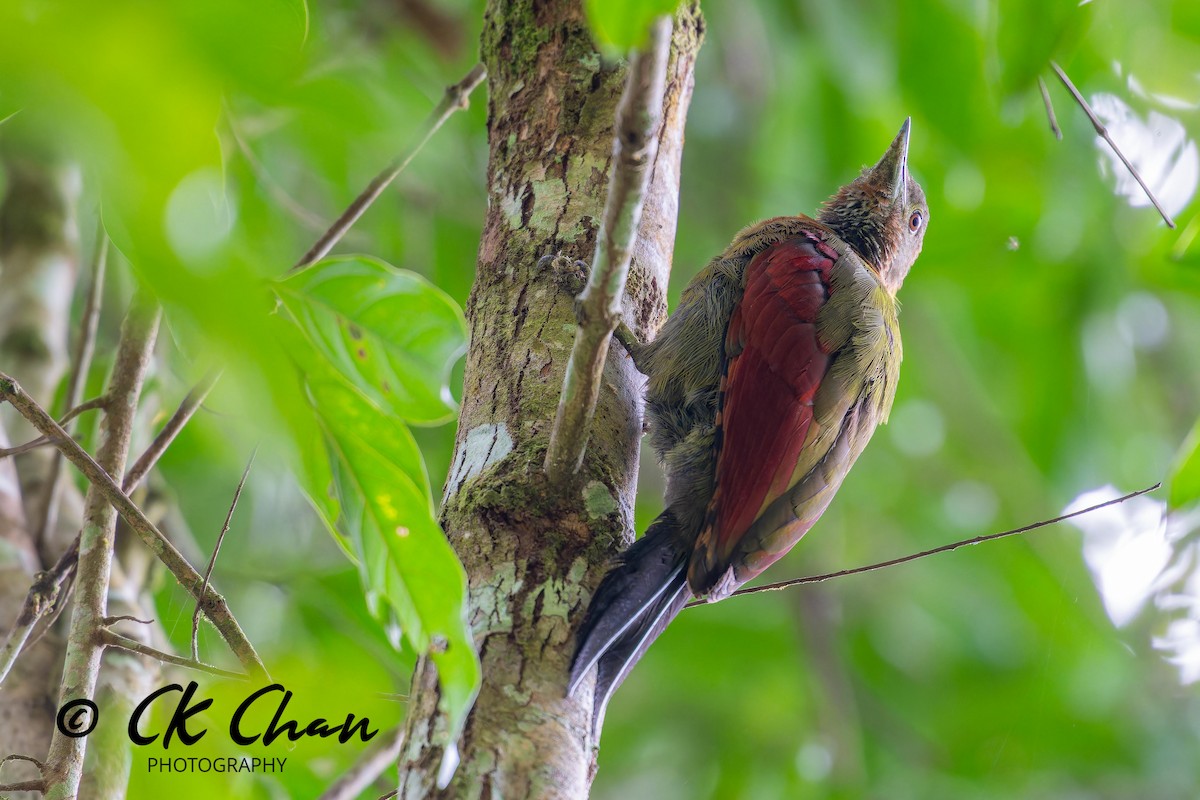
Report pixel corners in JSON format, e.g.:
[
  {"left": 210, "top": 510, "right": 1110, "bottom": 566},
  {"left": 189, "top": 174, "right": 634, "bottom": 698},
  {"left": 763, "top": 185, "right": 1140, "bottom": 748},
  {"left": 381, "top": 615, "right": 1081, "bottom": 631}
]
[
  {"left": 382, "top": 381, "right": 392, "bottom": 394},
  {"left": 357, "top": 348, "right": 367, "bottom": 359},
  {"left": 348, "top": 323, "right": 364, "bottom": 340}
]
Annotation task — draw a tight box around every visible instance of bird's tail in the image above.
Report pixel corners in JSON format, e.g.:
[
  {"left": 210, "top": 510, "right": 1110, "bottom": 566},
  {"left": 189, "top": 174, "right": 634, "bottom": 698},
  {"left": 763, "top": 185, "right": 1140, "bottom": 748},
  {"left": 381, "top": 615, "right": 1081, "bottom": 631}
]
[{"left": 568, "top": 512, "right": 692, "bottom": 733}]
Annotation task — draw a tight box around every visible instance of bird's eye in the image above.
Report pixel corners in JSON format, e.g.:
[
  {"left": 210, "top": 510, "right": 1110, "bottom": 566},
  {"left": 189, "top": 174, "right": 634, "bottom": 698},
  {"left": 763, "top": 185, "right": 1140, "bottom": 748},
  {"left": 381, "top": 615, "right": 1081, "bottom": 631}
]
[{"left": 908, "top": 210, "right": 923, "bottom": 232}]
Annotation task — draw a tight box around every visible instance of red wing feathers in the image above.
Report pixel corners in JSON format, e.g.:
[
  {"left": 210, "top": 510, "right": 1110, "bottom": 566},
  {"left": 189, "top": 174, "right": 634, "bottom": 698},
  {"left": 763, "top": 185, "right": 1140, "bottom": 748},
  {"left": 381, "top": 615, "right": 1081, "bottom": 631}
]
[{"left": 698, "top": 234, "right": 838, "bottom": 587}]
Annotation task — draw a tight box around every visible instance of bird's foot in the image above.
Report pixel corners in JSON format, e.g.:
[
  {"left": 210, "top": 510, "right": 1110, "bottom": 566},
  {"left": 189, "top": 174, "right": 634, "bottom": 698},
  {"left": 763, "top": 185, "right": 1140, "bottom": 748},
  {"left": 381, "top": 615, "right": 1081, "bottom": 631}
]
[
  {"left": 538, "top": 252, "right": 648, "bottom": 371},
  {"left": 538, "top": 253, "right": 588, "bottom": 298}
]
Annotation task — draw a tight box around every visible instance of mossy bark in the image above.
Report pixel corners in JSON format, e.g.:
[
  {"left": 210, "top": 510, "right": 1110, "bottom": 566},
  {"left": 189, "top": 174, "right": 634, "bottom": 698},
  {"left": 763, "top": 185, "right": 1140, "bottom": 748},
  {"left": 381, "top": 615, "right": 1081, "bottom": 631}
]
[{"left": 398, "top": 2, "right": 702, "bottom": 797}]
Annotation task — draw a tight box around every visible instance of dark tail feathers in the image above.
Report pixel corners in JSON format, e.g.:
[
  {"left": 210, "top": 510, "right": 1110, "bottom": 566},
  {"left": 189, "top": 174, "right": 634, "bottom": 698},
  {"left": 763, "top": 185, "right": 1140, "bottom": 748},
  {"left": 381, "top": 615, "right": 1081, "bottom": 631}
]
[{"left": 568, "top": 513, "right": 691, "bottom": 733}]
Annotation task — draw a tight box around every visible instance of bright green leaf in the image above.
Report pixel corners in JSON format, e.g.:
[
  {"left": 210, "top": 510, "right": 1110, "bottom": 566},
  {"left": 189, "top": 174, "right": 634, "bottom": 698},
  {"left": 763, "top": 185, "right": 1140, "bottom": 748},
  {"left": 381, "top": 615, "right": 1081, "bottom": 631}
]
[
  {"left": 305, "top": 364, "right": 479, "bottom": 743},
  {"left": 275, "top": 255, "right": 467, "bottom": 425},
  {"left": 584, "top": 0, "right": 677, "bottom": 53},
  {"left": 1169, "top": 417, "right": 1200, "bottom": 510}
]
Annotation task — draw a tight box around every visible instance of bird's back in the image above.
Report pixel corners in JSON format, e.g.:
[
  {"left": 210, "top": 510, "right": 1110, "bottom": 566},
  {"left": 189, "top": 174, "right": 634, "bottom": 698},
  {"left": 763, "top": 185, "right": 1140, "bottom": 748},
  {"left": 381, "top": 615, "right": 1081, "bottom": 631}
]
[{"left": 637, "top": 215, "right": 900, "bottom": 592}]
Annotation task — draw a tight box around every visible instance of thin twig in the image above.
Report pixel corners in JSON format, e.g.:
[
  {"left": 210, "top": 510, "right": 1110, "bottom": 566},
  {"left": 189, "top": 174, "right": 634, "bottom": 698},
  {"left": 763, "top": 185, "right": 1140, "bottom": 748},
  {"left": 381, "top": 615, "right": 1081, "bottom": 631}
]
[
  {"left": 317, "top": 725, "right": 406, "bottom": 800},
  {"left": 123, "top": 370, "right": 220, "bottom": 493},
  {"left": 99, "top": 628, "right": 248, "bottom": 681},
  {"left": 224, "top": 102, "right": 330, "bottom": 233},
  {"left": 289, "top": 63, "right": 487, "bottom": 273},
  {"left": 33, "top": 226, "right": 108, "bottom": 548},
  {"left": 686, "top": 483, "right": 1161, "bottom": 607},
  {"left": 0, "top": 373, "right": 268, "bottom": 679},
  {"left": 59, "top": 395, "right": 108, "bottom": 426},
  {"left": 1037, "top": 76, "right": 1062, "bottom": 141},
  {"left": 0, "top": 754, "right": 45, "bottom": 771},
  {"left": 0, "top": 398, "right": 107, "bottom": 459},
  {"left": 102, "top": 614, "right": 153, "bottom": 626},
  {"left": 0, "top": 540, "right": 79, "bottom": 686},
  {"left": 1050, "top": 61, "right": 1175, "bottom": 228},
  {"left": 543, "top": 18, "right": 672, "bottom": 481},
  {"left": 192, "top": 447, "right": 255, "bottom": 661},
  {"left": 0, "top": 435, "right": 54, "bottom": 459},
  {"left": 0, "top": 779, "right": 46, "bottom": 793}
]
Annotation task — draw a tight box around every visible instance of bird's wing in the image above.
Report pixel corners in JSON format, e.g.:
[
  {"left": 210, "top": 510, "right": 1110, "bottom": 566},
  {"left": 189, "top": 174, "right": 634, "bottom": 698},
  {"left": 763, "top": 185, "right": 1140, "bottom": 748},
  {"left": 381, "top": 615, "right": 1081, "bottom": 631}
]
[{"left": 688, "top": 232, "right": 850, "bottom": 594}]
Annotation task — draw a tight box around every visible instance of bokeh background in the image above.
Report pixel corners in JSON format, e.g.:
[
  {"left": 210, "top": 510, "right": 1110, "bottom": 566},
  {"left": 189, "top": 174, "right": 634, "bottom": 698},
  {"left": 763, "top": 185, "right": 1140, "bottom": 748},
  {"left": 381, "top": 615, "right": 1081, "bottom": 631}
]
[{"left": 1, "top": 0, "right": 1199, "bottom": 797}]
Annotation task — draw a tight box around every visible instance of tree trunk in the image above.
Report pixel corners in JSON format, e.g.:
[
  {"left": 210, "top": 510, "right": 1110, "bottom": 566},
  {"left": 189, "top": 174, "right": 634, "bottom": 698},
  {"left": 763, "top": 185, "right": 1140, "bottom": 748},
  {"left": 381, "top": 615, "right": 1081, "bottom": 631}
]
[
  {"left": 0, "top": 154, "right": 80, "bottom": 800},
  {"left": 398, "top": 1, "right": 702, "bottom": 796}
]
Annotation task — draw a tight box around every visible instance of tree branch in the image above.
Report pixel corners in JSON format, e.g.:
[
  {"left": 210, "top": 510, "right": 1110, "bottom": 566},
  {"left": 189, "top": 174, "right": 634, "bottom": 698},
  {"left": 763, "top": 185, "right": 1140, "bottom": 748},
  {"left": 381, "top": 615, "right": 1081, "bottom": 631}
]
[
  {"left": 42, "top": 294, "right": 159, "bottom": 799},
  {"left": 122, "top": 370, "right": 220, "bottom": 493},
  {"left": 544, "top": 18, "right": 672, "bottom": 482},
  {"left": 0, "top": 538, "right": 78, "bottom": 686},
  {"left": 224, "top": 102, "right": 330, "bottom": 233},
  {"left": 0, "top": 374, "right": 268, "bottom": 680},
  {"left": 0, "top": 778, "right": 45, "bottom": 793},
  {"left": 31, "top": 225, "right": 108, "bottom": 550},
  {"left": 191, "top": 447, "right": 254, "bottom": 661},
  {"left": 0, "top": 372, "right": 218, "bottom": 685},
  {"left": 0, "top": 396, "right": 107, "bottom": 460},
  {"left": 687, "top": 482, "right": 1161, "bottom": 607},
  {"left": 98, "top": 628, "right": 247, "bottom": 681},
  {"left": 1037, "top": 76, "right": 1062, "bottom": 141},
  {"left": 317, "top": 724, "right": 405, "bottom": 800},
  {"left": 1049, "top": 61, "right": 1175, "bottom": 228},
  {"left": 290, "top": 63, "right": 487, "bottom": 273}
]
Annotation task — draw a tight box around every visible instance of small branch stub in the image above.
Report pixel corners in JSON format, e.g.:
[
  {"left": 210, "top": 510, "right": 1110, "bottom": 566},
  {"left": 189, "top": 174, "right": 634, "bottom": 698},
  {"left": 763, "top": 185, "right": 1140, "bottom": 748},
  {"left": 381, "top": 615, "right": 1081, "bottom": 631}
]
[
  {"left": 1049, "top": 61, "right": 1175, "bottom": 228},
  {"left": 544, "top": 17, "right": 673, "bottom": 482},
  {"left": 290, "top": 63, "right": 487, "bottom": 273}
]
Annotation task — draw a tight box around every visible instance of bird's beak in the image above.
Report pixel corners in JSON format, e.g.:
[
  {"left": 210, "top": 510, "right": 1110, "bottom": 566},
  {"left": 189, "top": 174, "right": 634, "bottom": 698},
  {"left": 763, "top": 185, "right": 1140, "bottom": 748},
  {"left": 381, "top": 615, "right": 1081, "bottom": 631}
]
[{"left": 870, "top": 117, "right": 911, "bottom": 204}]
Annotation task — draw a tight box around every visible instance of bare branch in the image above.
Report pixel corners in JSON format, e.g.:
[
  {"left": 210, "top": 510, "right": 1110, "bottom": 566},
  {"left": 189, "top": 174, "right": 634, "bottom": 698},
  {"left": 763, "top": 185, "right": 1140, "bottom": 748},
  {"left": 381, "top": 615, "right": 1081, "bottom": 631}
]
[
  {"left": 122, "top": 370, "right": 220, "bottom": 493},
  {"left": 59, "top": 395, "right": 108, "bottom": 426},
  {"left": 544, "top": 18, "right": 672, "bottom": 482},
  {"left": 1050, "top": 61, "right": 1175, "bottom": 228},
  {"left": 0, "top": 754, "right": 44, "bottom": 771},
  {"left": 290, "top": 63, "right": 487, "bottom": 273},
  {"left": 224, "top": 102, "right": 330, "bottom": 233},
  {"left": 43, "top": 294, "right": 159, "bottom": 798},
  {"left": 32, "top": 226, "right": 108, "bottom": 547},
  {"left": 0, "top": 373, "right": 268, "bottom": 679},
  {"left": 192, "top": 447, "right": 255, "bottom": 661},
  {"left": 1037, "top": 76, "right": 1062, "bottom": 141},
  {"left": 0, "top": 397, "right": 107, "bottom": 460},
  {"left": 318, "top": 725, "right": 406, "bottom": 800},
  {"left": 0, "top": 539, "right": 79, "bottom": 686},
  {"left": 102, "top": 614, "right": 153, "bottom": 626},
  {"left": 688, "top": 482, "right": 1161, "bottom": 606},
  {"left": 98, "top": 628, "right": 248, "bottom": 681},
  {"left": 0, "top": 435, "right": 54, "bottom": 459},
  {"left": 0, "top": 779, "right": 45, "bottom": 793}
]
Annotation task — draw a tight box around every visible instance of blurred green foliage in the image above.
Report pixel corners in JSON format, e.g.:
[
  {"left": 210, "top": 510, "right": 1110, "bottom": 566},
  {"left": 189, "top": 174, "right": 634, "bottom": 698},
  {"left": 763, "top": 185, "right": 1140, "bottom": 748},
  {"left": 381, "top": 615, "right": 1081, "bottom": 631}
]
[
  {"left": 585, "top": 0, "right": 679, "bottom": 53},
  {"left": 2, "top": 0, "right": 1200, "bottom": 797}
]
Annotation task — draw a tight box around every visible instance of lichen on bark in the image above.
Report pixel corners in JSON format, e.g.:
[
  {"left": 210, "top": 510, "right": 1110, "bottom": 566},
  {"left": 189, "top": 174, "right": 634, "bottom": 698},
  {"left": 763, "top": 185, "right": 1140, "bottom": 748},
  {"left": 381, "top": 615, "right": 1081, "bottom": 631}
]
[{"left": 397, "top": 1, "right": 703, "bottom": 797}]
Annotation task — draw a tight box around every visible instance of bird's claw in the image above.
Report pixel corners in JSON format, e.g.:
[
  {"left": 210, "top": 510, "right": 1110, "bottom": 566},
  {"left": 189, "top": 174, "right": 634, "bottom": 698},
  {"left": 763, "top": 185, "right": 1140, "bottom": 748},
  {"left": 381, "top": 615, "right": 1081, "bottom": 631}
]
[
  {"left": 538, "top": 252, "right": 648, "bottom": 372},
  {"left": 539, "top": 253, "right": 590, "bottom": 298}
]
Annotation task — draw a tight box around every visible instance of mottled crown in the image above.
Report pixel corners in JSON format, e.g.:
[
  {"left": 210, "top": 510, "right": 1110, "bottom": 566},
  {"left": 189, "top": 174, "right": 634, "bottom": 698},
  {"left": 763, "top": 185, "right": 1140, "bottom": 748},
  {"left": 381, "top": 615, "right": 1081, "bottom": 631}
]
[{"left": 817, "top": 119, "right": 928, "bottom": 295}]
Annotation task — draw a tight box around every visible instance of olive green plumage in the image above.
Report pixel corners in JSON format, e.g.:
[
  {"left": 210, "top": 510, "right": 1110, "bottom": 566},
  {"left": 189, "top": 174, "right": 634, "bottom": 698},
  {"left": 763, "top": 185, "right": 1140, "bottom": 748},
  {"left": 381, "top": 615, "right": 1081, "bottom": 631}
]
[{"left": 569, "top": 120, "right": 929, "bottom": 731}]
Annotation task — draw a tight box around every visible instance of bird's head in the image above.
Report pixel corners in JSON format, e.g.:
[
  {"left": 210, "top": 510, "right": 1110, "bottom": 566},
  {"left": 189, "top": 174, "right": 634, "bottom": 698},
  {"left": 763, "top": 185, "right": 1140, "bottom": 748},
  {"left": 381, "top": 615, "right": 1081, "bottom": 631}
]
[{"left": 817, "top": 118, "right": 928, "bottom": 295}]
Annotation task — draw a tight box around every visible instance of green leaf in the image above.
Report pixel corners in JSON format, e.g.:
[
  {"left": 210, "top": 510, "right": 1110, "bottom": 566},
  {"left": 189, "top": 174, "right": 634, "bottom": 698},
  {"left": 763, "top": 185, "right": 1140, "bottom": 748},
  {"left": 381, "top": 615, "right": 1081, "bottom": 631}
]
[
  {"left": 584, "top": 0, "right": 677, "bottom": 52},
  {"left": 305, "top": 364, "right": 479, "bottom": 743},
  {"left": 276, "top": 256, "right": 467, "bottom": 425},
  {"left": 1169, "top": 417, "right": 1200, "bottom": 510}
]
